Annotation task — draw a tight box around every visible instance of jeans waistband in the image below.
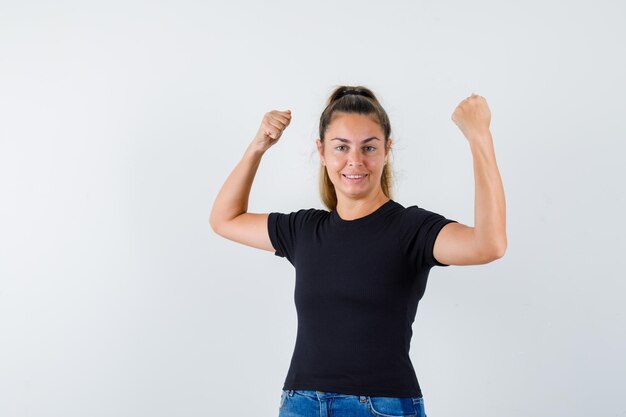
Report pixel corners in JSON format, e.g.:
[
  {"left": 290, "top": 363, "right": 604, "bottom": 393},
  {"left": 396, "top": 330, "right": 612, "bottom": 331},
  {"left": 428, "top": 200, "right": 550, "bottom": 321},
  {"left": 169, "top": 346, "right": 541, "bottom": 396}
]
[{"left": 285, "top": 389, "right": 368, "bottom": 402}]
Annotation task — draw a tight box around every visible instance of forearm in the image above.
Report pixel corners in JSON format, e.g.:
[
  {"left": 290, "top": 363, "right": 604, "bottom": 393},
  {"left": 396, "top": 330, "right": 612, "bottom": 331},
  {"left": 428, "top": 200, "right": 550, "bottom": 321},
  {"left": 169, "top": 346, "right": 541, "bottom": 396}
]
[
  {"left": 209, "top": 144, "right": 265, "bottom": 230},
  {"left": 469, "top": 132, "right": 507, "bottom": 257}
]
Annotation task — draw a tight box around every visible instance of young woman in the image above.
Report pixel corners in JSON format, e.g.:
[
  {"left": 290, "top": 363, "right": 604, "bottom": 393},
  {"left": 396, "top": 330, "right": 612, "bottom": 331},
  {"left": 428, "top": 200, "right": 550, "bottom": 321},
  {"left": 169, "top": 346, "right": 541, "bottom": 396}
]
[{"left": 210, "top": 86, "right": 506, "bottom": 417}]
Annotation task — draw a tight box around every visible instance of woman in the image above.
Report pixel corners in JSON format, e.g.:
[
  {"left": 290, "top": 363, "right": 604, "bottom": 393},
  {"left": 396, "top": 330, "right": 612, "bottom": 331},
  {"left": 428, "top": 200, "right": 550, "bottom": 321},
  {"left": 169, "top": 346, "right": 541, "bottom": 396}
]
[{"left": 210, "top": 86, "right": 506, "bottom": 417}]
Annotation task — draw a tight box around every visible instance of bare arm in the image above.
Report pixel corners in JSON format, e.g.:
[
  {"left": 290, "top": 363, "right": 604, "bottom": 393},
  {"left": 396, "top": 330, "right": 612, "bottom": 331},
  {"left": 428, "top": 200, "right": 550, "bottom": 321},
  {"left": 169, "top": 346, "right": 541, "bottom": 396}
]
[
  {"left": 209, "top": 109, "right": 292, "bottom": 251},
  {"left": 433, "top": 94, "right": 507, "bottom": 266}
]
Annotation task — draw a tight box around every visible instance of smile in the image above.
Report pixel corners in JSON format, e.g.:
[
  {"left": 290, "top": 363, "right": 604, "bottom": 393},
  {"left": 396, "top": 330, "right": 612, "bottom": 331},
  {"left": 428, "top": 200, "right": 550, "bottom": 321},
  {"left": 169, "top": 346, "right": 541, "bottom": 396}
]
[{"left": 342, "top": 174, "right": 368, "bottom": 182}]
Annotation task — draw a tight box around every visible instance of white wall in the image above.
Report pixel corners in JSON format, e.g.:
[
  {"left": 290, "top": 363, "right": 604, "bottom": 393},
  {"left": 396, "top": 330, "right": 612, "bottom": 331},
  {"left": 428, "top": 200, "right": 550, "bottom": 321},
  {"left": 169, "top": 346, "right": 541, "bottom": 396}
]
[{"left": 1, "top": 1, "right": 624, "bottom": 416}]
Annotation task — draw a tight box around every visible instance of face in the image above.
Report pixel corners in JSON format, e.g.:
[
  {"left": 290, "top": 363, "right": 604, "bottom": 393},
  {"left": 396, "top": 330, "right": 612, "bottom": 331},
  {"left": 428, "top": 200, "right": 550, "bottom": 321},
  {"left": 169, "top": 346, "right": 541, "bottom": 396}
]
[{"left": 316, "top": 112, "right": 392, "bottom": 201}]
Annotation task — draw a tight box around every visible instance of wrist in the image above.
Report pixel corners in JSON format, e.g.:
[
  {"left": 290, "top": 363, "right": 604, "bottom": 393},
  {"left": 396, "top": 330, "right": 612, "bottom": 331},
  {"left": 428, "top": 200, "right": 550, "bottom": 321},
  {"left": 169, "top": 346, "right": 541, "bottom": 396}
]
[
  {"left": 467, "top": 130, "right": 493, "bottom": 145},
  {"left": 243, "top": 144, "right": 266, "bottom": 161}
]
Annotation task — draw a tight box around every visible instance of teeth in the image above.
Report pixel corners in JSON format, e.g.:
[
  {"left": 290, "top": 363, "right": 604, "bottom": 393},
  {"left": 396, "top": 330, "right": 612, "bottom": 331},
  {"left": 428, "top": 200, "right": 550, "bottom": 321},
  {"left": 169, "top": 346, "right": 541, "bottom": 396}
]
[{"left": 344, "top": 174, "right": 366, "bottom": 179}]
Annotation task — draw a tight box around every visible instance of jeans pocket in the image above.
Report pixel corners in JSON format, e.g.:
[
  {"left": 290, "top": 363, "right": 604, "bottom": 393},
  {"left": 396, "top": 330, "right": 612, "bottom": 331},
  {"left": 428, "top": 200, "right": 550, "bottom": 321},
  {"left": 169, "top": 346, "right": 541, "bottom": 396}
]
[{"left": 367, "top": 396, "right": 417, "bottom": 417}]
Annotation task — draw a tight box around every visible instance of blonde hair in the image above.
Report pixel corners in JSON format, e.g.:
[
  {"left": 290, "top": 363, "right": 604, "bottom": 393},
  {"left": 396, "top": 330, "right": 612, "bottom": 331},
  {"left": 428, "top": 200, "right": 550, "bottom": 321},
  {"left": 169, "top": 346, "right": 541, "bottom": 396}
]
[{"left": 318, "top": 85, "right": 394, "bottom": 211}]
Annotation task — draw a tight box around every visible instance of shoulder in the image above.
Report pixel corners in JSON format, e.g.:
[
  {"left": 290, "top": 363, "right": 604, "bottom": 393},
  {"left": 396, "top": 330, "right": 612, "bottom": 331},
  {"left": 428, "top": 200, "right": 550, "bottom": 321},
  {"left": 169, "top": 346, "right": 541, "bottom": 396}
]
[
  {"left": 392, "top": 201, "right": 455, "bottom": 234},
  {"left": 269, "top": 207, "right": 329, "bottom": 227},
  {"left": 270, "top": 207, "right": 328, "bottom": 218},
  {"left": 392, "top": 201, "right": 436, "bottom": 221}
]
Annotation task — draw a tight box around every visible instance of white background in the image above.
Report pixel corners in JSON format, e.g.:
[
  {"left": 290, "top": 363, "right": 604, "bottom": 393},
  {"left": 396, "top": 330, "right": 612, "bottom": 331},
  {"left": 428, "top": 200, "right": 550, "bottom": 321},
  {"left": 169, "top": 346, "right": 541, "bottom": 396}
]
[{"left": 1, "top": 1, "right": 625, "bottom": 416}]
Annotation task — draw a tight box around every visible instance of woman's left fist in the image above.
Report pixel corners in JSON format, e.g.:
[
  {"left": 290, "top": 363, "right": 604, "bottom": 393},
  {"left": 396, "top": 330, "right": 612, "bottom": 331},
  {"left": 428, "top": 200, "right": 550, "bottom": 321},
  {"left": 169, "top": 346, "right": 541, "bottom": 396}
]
[{"left": 451, "top": 93, "right": 491, "bottom": 140}]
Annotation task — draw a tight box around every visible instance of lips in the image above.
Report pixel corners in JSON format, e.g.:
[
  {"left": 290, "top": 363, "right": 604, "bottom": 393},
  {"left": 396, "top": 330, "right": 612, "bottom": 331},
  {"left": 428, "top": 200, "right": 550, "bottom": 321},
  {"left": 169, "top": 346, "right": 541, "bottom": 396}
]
[{"left": 342, "top": 173, "right": 368, "bottom": 183}]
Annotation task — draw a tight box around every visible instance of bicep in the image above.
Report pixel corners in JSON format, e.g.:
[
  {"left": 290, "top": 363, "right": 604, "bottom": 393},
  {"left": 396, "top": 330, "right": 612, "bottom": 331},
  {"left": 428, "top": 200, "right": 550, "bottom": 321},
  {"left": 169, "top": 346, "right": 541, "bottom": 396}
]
[
  {"left": 433, "top": 222, "right": 495, "bottom": 266},
  {"left": 211, "top": 213, "right": 275, "bottom": 252}
]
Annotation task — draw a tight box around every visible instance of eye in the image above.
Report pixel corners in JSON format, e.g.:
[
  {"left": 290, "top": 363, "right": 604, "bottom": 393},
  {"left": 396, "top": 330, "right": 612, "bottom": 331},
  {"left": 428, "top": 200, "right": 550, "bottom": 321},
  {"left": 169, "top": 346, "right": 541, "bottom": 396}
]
[
  {"left": 364, "top": 146, "right": 376, "bottom": 152},
  {"left": 335, "top": 145, "right": 348, "bottom": 151}
]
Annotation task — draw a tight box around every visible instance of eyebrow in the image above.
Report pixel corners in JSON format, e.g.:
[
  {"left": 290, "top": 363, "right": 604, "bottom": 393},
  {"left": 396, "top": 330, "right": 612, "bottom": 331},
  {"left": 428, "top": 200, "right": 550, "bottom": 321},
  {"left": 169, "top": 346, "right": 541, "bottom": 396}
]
[{"left": 330, "top": 137, "right": 381, "bottom": 144}]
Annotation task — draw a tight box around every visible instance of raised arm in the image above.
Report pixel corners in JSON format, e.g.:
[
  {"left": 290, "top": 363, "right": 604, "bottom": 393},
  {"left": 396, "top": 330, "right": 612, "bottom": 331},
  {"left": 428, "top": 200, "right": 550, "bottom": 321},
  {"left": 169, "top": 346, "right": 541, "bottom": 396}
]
[
  {"left": 432, "top": 94, "right": 507, "bottom": 266},
  {"left": 209, "top": 109, "right": 292, "bottom": 251}
]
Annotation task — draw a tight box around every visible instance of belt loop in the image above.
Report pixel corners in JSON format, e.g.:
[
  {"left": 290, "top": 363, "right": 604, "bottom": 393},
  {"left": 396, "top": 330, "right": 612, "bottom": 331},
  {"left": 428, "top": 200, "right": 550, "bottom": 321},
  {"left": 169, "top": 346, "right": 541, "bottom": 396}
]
[{"left": 288, "top": 390, "right": 294, "bottom": 397}]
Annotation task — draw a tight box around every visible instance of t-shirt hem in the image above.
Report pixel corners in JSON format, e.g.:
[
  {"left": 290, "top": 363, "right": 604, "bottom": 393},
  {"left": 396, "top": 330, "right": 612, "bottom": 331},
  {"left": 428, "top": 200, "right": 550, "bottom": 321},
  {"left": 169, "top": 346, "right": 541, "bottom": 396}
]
[
  {"left": 282, "top": 382, "right": 422, "bottom": 398},
  {"left": 429, "top": 219, "right": 459, "bottom": 267},
  {"left": 267, "top": 212, "right": 284, "bottom": 258}
]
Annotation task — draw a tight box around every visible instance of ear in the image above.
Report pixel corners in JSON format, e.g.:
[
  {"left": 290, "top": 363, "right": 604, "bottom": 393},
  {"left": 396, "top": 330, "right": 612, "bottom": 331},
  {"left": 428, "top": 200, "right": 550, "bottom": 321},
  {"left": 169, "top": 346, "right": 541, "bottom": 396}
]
[
  {"left": 385, "top": 138, "right": 393, "bottom": 162},
  {"left": 316, "top": 139, "right": 326, "bottom": 165}
]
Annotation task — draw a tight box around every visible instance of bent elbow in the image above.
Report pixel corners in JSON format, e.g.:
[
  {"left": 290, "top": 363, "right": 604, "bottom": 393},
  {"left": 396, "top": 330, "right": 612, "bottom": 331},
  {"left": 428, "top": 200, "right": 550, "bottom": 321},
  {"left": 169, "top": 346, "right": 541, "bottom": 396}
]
[
  {"left": 493, "top": 245, "right": 506, "bottom": 260},
  {"left": 491, "top": 248, "right": 506, "bottom": 262},
  {"left": 497, "top": 236, "right": 508, "bottom": 258},
  {"left": 479, "top": 239, "right": 507, "bottom": 263},
  {"left": 209, "top": 217, "right": 224, "bottom": 236},
  {"left": 488, "top": 241, "right": 507, "bottom": 262}
]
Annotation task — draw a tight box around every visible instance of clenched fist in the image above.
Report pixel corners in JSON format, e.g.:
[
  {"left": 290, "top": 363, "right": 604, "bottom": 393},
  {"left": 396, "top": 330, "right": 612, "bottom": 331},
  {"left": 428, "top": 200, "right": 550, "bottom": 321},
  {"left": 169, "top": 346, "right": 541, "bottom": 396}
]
[
  {"left": 249, "top": 109, "right": 292, "bottom": 153},
  {"left": 451, "top": 94, "right": 491, "bottom": 141}
]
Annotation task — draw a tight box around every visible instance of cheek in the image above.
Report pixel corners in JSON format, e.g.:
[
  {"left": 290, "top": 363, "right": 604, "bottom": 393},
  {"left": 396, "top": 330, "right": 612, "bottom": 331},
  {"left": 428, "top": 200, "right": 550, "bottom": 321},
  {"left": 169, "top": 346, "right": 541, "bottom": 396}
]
[
  {"left": 369, "top": 156, "right": 385, "bottom": 167},
  {"left": 326, "top": 158, "right": 345, "bottom": 171},
  {"left": 375, "top": 160, "right": 385, "bottom": 169}
]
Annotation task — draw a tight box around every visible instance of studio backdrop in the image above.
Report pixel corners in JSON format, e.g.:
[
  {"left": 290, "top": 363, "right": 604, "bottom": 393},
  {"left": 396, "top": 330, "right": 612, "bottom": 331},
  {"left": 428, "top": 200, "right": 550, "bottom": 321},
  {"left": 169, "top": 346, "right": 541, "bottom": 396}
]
[{"left": 1, "top": 1, "right": 624, "bottom": 416}]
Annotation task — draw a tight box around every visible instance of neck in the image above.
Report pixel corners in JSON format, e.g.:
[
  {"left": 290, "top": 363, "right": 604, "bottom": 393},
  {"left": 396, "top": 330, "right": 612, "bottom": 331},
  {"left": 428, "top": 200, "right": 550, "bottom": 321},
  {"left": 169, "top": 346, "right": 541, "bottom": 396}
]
[{"left": 335, "top": 190, "right": 390, "bottom": 221}]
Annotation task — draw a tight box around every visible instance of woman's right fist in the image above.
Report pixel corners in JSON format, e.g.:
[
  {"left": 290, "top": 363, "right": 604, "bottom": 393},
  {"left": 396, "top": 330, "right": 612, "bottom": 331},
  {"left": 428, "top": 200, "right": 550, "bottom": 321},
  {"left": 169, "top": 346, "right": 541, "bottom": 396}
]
[{"left": 250, "top": 109, "right": 292, "bottom": 153}]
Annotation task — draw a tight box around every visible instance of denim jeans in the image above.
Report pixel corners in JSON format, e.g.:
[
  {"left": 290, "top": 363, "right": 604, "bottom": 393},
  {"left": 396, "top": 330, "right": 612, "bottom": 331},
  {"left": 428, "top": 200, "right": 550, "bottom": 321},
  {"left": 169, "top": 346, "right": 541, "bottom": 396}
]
[{"left": 278, "top": 389, "right": 426, "bottom": 417}]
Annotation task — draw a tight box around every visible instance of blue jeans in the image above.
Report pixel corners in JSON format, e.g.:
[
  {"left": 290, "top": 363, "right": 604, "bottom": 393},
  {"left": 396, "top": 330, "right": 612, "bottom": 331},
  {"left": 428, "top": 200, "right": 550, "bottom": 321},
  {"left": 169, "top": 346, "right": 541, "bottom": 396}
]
[{"left": 278, "top": 389, "right": 427, "bottom": 417}]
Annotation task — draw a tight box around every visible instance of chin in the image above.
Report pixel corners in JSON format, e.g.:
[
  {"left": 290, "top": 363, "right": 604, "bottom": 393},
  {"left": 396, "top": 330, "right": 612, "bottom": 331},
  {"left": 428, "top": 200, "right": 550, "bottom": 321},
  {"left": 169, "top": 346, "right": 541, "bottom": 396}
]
[{"left": 336, "top": 186, "right": 372, "bottom": 198}]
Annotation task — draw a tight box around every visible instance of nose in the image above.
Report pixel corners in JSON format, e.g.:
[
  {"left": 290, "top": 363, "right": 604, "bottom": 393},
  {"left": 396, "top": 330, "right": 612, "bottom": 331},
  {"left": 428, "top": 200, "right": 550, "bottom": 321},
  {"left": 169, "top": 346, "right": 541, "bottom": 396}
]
[{"left": 348, "top": 149, "right": 363, "bottom": 166}]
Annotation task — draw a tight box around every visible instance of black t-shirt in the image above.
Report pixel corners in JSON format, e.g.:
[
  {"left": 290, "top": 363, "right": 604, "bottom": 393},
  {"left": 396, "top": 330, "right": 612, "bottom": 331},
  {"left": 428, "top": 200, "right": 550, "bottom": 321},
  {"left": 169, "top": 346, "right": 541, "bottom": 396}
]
[{"left": 267, "top": 199, "right": 457, "bottom": 397}]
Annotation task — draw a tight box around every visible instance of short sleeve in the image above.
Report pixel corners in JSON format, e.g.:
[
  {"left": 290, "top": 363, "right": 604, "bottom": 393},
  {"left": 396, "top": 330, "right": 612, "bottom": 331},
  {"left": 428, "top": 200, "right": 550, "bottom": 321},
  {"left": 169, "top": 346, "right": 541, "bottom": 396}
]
[
  {"left": 267, "top": 209, "right": 318, "bottom": 265},
  {"left": 403, "top": 206, "right": 458, "bottom": 269}
]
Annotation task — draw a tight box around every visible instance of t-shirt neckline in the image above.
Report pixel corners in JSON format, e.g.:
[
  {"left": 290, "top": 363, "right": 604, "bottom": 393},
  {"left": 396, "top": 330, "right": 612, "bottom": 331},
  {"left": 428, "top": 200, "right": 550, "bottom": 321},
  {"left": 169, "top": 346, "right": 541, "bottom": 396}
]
[{"left": 330, "top": 199, "right": 397, "bottom": 226}]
